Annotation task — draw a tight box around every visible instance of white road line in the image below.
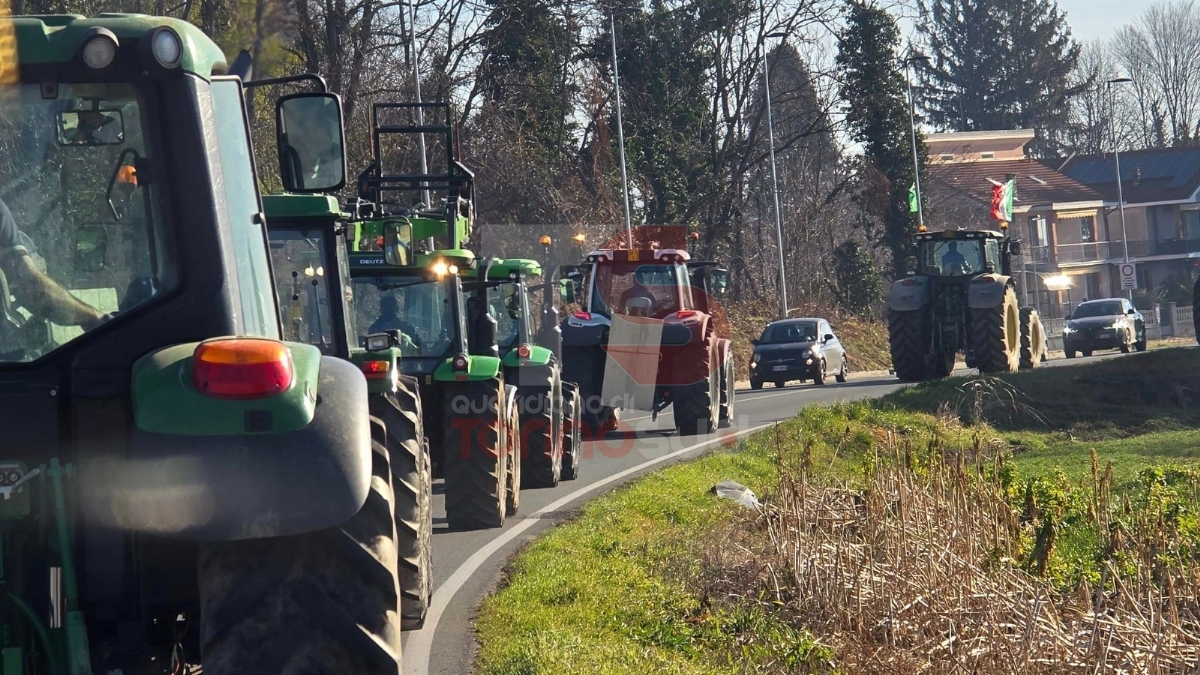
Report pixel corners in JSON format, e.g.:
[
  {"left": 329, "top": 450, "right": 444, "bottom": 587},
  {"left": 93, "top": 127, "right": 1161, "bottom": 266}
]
[{"left": 403, "top": 421, "right": 773, "bottom": 675}]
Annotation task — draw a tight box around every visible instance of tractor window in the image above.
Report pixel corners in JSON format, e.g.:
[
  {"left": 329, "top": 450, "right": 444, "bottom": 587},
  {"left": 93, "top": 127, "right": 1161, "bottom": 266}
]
[
  {"left": 267, "top": 228, "right": 339, "bottom": 354},
  {"left": 919, "top": 239, "right": 985, "bottom": 277},
  {"left": 352, "top": 276, "right": 455, "bottom": 358},
  {"left": 210, "top": 78, "right": 278, "bottom": 338},
  {"left": 590, "top": 262, "right": 690, "bottom": 317},
  {"left": 486, "top": 282, "right": 531, "bottom": 349},
  {"left": 0, "top": 82, "right": 175, "bottom": 363},
  {"left": 985, "top": 240, "right": 1001, "bottom": 271}
]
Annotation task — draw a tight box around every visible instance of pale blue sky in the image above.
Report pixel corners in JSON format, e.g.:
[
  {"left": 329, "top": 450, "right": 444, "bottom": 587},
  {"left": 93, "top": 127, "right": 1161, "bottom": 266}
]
[{"left": 1059, "top": 0, "right": 1145, "bottom": 42}]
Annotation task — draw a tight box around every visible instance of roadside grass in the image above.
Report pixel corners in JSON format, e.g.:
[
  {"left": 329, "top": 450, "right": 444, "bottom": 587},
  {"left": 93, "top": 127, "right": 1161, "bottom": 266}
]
[{"left": 477, "top": 349, "right": 1200, "bottom": 672}]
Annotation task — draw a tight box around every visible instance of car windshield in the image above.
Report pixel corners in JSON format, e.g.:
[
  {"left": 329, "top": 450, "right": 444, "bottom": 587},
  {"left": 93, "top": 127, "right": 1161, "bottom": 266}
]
[
  {"left": 352, "top": 276, "right": 456, "bottom": 358},
  {"left": 918, "top": 239, "right": 985, "bottom": 276},
  {"left": 0, "top": 83, "right": 173, "bottom": 363},
  {"left": 590, "top": 262, "right": 692, "bottom": 317},
  {"left": 760, "top": 322, "right": 818, "bottom": 344},
  {"left": 1072, "top": 301, "right": 1123, "bottom": 318}
]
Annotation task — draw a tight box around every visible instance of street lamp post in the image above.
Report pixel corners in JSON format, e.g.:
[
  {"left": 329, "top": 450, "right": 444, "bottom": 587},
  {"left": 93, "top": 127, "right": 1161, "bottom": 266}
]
[
  {"left": 904, "top": 54, "right": 931, "bottom": 230},
  {"left": 1109, "top": 77, "right": 1133, "bottom": 300},
  {"left": 762, "top": 31, "right": 788, "bottom": 319}
]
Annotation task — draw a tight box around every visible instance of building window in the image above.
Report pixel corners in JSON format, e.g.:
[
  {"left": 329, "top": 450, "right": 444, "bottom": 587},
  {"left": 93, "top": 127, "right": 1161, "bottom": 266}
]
[
  {"left": 1080, "top": 216, "right": 1095, "bottom": 243},
  {"left": 980, "top": 152, "right": 995, "bottom": 159},
  {"left": 1183, "top": 210, "right": 1200, "bottom": 240},
  {"left": 939, "top": 153, "right": 955, "bottom": 161},
  {"left": 1027, "top": 215, "right": 1047, "bottom": 246}
]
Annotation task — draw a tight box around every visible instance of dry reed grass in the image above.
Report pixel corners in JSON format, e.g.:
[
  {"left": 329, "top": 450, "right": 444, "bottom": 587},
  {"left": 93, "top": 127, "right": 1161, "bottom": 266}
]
[{"left": 736, "top": 427, "right": 1200, "bottom": 674}]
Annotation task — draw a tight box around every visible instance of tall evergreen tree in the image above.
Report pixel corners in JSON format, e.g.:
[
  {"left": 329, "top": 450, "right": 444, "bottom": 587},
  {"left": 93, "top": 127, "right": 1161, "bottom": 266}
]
[
  {"left": 916, "top": 0, "right": 1087, "bottom": 155},
  {"left": 837, "top": 0, "right": 925, "bottom": 278}
]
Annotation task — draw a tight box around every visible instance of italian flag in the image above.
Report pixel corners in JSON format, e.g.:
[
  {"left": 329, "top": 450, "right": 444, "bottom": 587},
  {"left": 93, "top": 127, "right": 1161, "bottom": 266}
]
[{"left": 991, "top": 179, "right": 1015, "bottom": 222}]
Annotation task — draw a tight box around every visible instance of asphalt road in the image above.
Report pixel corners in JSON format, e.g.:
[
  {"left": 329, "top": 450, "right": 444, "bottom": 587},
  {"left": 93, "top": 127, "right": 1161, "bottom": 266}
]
[{"left": 400, "top": 350, "right": 1134, "bottom": 675}]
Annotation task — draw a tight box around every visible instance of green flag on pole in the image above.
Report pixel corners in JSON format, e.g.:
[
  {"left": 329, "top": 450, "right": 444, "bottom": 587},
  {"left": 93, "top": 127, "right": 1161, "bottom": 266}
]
[{"left": 908, "top": 183, "right": 919, "bottom": 213}]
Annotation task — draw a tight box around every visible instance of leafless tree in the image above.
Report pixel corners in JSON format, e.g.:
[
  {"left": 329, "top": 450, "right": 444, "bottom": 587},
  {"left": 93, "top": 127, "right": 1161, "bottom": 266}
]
[{"left": 1112, "top": 0, "right": 1200, "bottom": 147}]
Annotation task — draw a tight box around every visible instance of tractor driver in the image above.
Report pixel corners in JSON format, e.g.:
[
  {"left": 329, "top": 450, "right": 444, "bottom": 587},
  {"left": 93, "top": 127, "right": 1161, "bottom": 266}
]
[
  {"left": 370, "top": 294, "right": 427, "bottom": 352},
  {"left": 618, "top": 271, "right": 657, "bottom": 315},
  {"left": 941, "top": 241, "right": 969, "bottom": 275},
  {"left": 0, "top": 197, "right": 108, "bottom": 330}
]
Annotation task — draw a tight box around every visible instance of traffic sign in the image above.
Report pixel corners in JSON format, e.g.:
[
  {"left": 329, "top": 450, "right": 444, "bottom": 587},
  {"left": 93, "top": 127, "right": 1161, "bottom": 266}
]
[{"left": 1120, "top": 263, "right": 1137, "bottom": 290}]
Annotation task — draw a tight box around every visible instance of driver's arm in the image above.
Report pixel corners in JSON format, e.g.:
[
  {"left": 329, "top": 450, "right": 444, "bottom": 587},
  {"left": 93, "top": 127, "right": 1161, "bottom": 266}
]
[{"left": 2, "top": 254, "right": 106, "bottom": 328}]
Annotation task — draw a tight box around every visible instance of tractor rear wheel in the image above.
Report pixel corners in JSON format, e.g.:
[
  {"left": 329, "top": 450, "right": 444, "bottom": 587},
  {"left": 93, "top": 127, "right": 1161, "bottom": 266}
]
[
  {"left": 199, "top": 417, "right": 402, "bottom": 674},
  {"left": 373, "top": 375, "right": 433, "bottom": 630},
  {"left": 442, "top": 379, "right": 508, "bottom": 530},
  {"left": 718, "top": 353, "right": 735, "bottom": 428},
  {"left": 674, "top": 368, "right": 718, "bottom": 436},
  {"left": 505, "top": 398, "right": 521, "bottom": 516},
  {"left": 971, "top": 286, "right": 1021, "bottom": 374},
  {"left": 560, "top": 383, "right": 582, "bottom": 481},
  {"left": 888, "top": 309, "right": 930, "bottom": 382},
  {"left": 1019, "top": 307, "right": 1046, "bottom": 370},
  {"left": 520, "top": 379, "right": 562, "bottom": 489}
]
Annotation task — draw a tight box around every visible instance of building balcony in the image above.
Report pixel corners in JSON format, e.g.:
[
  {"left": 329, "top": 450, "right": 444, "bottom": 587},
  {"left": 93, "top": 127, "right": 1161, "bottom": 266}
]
[{"left": 1025, "top": 239, "right": 1196, "bottom": 266}]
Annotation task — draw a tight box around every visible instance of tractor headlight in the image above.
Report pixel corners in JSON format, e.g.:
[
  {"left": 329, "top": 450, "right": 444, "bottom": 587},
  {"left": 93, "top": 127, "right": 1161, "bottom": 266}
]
[
  {"left": 79, "top": 29, "right": 119, "bottom": 69},
  {"left": 150, "top": 28, "right": 183, "bottom": 68}
]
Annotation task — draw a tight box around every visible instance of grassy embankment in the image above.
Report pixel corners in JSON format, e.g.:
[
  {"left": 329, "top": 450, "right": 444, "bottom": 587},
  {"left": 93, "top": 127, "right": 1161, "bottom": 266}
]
[{"left": 477, "top": 348, "right": 1200, "bottom": 673}]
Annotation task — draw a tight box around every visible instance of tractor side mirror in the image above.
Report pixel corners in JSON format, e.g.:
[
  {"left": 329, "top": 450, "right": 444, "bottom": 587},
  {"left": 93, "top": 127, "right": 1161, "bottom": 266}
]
[
  {"left": 558, "top": 278, "right": 576, "bottom": 305},
  {"left": 384, "top": 221, "right": 412, "bottom": 266},
  {"left": 1008, "top": 240, "right": 1022, "bottom": 256},
  {"left": 276, "top": 92, "right": 347, "bottom": 194},
  {"left": 74, "top": 224, "right": 109, "bottom": 272}
]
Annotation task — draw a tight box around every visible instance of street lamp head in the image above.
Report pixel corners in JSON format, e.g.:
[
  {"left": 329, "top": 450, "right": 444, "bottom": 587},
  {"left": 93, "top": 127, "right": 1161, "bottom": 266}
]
[
  {"left": 1043, "top": 274, "right": 1073, "bottom": 291},
  {"left": 904, "top": 54, "right": 932, "bottom": 64},
  {"left": 1108, "top": 77, "right": 1133, "bottom": 85}
]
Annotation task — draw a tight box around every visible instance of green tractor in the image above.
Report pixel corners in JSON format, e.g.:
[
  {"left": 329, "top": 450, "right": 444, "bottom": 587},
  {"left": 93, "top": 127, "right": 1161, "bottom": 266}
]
[
  {"left": 262, "top": 192, "right": 433, "bottom": 630},
  {"left": 887, "top": 228, "right": 1047, "bottom": 381},
  {"left": 0, "top": 14, "right": 405, "bottom": 674},
  {"left": 350, "top": 102, "right": 520, "bottom": 529},
  {"left": 463, "top": 254, "right": 583, "bottom": 487}
]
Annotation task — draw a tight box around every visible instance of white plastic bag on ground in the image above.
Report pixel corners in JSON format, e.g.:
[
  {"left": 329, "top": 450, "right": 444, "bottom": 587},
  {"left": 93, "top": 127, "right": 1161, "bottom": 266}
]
[{"left": 712, "top": 480, "right": 760, "bottom": 509}]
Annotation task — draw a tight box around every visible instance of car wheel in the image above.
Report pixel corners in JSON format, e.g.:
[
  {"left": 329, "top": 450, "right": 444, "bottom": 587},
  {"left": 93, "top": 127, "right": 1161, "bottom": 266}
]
[
  {"left": 774, "top": 380, "right": 785, "bottom": 388},
  {"left": 1065, "top": 349, "right": 1076, "bottom": 359},
  {"left": 1082, "top": 350, "right": 1093, "bottom": 357},
  {"left": 750, "top": 378, "right": 762, "bottom": 390},
  {"left": 813, "top": 359, "right": 827, "bottom": 385},
  {"left": 1120, "top": 330, "right": 1132, "bottom": 354},
  {"left": 835, "top": 357, "right": 848, "bottom": 383}
]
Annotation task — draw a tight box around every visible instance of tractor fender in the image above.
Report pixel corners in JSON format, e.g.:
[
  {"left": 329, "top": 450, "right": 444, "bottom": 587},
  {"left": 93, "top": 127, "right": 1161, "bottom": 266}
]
[
  {"left": 887, "top": 276, "right": 930, "bottom": 312},
  {"left": 501, "top": 344, "right": 554, "bottom": 368},
  {"left": 84, "top": 354, "right": 371, "bottom": 541},
  {"left": 562, "top": 313, "right": 608, "bottom": 347},
  {"left": 967, "top": 273, "right": 1013, "bottom": 309},
  {"left": 663, "top": 311, "right": 709, "bottom": 347},
  {"left": 433, "top": 354, "right": 503, "bottom": 382}
]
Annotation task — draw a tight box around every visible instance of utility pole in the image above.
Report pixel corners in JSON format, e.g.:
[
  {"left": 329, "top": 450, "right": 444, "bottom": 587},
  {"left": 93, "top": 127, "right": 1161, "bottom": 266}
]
[
  {"left": 1109, "top": 77, "right": 1134, "bottom": 301},
  {"left": 762, "top": 32, "right": 788, "bottom": 319},
  {"left": 611, "top": 14, "right": 633, "bottom": 250}
]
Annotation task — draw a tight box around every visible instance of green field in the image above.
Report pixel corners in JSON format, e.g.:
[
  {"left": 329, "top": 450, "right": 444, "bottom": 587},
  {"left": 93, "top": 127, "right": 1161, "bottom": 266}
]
[{"left": 476, "top": 349, "right": 1200, "bottom": 673}]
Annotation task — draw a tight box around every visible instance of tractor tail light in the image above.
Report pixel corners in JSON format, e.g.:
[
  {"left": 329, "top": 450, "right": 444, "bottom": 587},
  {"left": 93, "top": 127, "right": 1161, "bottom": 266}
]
[
  {"left": 453, "top": 354, "right": 469, "bottom": 371},
  {"left": 193, "top": 339, "right": 294, "bottom": 400},
  {"left": 361, "top": 360, "right": 391, "bottom": 379},
  {"left": 517, "top": 344, "right": 531, "bottom": 359},
  {"left": 573, "top": 312, "right": 592, "bottom": 320},
  {"left": 676, "top": 310, "right": 696, "bottom": 319}
]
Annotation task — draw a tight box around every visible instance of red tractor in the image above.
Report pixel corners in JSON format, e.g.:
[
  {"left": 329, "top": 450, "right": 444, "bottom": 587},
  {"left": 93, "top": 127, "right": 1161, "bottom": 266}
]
[{"left": 559, "top": 244, "right": 733, "bottom": 436}]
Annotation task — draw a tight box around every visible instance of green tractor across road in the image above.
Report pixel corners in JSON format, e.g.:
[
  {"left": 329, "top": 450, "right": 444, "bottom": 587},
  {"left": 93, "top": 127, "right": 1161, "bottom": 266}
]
[
  {"left": 0, "top": 13, "right": 405, "bottom": 674},
  {"left": 350, "top": 102, "right": 520, "bottom": 530},
  {"left": 463, "top": 255, "right": 583, "bottom": 487},
  {"left": 887, "top": 228, "right": 1047, "bottom": 381},
  {"left": 263, "top": 192, "right": 434, "bottom": 630}
]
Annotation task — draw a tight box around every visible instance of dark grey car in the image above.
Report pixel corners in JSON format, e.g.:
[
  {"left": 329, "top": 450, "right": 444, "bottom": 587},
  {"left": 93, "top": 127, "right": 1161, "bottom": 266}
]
[
  {"left": 749, "top": 318, "right": 847, "bottom": 389},
  {"left": 1062, "top": 298, "right": 1146, "bottom": 358}
]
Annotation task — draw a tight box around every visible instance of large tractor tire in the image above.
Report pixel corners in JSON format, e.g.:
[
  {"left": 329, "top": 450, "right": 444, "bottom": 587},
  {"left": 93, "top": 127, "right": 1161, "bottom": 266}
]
[
  {"left": 1019, "top": 307, "right": 1046, "bottom": 370},
  {"left": 373, "top": 376, "right": 433, "bottom": 630},
  {"left": 442, "top": 378, "right": 509, "bottom": 530},
  {"left": 674, "top": 362, "right": 719, "bottom": 436},
  {"left": 199, "top": 417, "right": 402, "bottom": 674},
  {"left": 560, "top": 383, "right": 582, "bottom": 481},
  {"left": 505, "top": 398, "right": 521, "bottom": 516},
  {"left": 520, "top": 376, "right": 563, "bottom": 489},
  {"left": 971, "top": 285, "right": 1022, "bottom": 374},
  {"left": 717, "top": 352, "right": 735, "bottom": 428},
  {"left": 888, "top": 308, "right": 930, "bottom": 382}
]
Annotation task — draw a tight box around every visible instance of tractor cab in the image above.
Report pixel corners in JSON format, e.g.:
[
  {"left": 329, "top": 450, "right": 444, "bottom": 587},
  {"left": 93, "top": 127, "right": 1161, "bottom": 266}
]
[
  {"left": 914, "top": 229, "right": 1016, "bottom": 279},
  {"left": 574, "top": 248, "right": 695, "bottom": 320}
]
